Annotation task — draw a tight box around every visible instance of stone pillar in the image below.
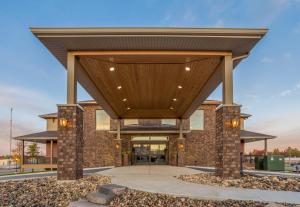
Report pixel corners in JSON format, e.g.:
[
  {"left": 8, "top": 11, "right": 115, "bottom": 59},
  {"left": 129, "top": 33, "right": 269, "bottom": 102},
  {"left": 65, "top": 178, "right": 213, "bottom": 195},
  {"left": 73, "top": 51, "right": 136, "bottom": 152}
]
[
  {"left": 113, "top": 139, "right": 122, "bottom": 167},
  {"left": 57, "top": 104, "right": 83, "bottom": 180},
  {"left": 215, "top": 105, "right": 241, "bottom": 179},
  {"left": 177, "top": 138, "right": 185, "bottom": 167}
]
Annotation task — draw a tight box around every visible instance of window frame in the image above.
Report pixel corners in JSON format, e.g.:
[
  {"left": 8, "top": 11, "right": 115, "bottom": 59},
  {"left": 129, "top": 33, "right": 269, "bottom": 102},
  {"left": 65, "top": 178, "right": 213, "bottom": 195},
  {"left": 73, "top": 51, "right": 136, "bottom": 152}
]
[
  {"left": 190, "top": 109, "right": 204, "bottom": 130},
  {"left": 95, "top": 109, "right": 110, "bottom": 130}
]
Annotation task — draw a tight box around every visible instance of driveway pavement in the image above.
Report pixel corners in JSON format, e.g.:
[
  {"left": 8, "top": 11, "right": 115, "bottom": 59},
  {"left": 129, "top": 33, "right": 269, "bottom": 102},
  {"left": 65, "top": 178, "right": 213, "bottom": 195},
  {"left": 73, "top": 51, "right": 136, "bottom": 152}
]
[{"left": 98, "top": 165, "right": 300, "bottom": 204}]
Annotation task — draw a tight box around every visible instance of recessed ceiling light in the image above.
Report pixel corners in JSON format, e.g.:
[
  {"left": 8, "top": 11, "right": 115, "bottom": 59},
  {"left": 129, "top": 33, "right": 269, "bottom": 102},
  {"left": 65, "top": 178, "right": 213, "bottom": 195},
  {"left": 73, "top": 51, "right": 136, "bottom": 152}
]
[
  {"left": 127, "top": 107, "right": 131, "bottom": 110},
  {"left": 170, "top": 106, "right": 174, "bottom": 110},
  {"left": 122, "top": 98, "right": 127, "bottom": 102},
  {"left": 178, "top": 85, "right": 183, "bottom": 89},
  {"left": 173, "top": 98, "right": 177, "bottom": 102},
  {"left": 117, "top": 86, "right": 122, "bottom": 90},
  {"left": 109, "top": 67, "right": 115, "bottom": 71},
  {"left": 185, "top": 67, "right": 190, "bottom": 71}
]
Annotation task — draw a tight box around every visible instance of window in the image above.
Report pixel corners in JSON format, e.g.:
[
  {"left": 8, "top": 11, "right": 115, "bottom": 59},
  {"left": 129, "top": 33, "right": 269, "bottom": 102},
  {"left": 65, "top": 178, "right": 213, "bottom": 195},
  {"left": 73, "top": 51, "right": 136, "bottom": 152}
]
[
  {"left": 190, "top": 110, "right": 204, "bottom": 130},
  {"left": 124, "top": 119, "right": 138, "bottom": 126},
  {"left": 161, "top": 119, "right": 176, "bottom": 126},
  {"left": 96, "top": 110, "right": 110, "bottom": 130}
]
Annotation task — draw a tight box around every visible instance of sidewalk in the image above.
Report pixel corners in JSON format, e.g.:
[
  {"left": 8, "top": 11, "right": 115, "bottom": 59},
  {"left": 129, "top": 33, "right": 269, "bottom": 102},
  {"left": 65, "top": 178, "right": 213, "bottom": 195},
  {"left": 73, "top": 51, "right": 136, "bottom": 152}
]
[
  {"left": 0, "top": 167, "right": 112, "bottom": 182},
  {"left": 98, "top": 166, "right": 300, "bottom": 204}
]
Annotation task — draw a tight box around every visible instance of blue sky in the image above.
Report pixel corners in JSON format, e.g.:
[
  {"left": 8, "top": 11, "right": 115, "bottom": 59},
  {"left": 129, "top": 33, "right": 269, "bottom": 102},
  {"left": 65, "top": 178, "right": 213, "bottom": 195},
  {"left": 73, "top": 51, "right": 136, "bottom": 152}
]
[{"left": 0, "top": 0, "right": 300, "bottom": 154}]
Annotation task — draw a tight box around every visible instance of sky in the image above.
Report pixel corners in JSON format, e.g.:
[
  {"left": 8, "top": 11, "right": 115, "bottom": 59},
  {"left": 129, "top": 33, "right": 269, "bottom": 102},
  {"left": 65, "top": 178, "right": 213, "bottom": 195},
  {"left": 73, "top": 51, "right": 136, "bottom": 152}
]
[{"left": 0, "top": 0, "right": 299, "bottom": 155}]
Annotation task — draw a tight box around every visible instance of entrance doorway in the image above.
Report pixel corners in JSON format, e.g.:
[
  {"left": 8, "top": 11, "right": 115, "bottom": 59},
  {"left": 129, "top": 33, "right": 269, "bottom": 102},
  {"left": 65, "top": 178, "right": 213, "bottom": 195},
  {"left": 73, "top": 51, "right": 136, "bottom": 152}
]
[{"left": 131, "top": 136, "right": 168, "bottom": 165}]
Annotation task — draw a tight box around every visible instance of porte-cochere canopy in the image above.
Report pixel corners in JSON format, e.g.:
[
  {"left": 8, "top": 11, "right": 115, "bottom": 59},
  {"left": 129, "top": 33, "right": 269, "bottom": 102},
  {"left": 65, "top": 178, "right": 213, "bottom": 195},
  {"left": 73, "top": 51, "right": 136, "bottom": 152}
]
[{"left": 31, "top": 28, "right": 267, "bottom": 119}]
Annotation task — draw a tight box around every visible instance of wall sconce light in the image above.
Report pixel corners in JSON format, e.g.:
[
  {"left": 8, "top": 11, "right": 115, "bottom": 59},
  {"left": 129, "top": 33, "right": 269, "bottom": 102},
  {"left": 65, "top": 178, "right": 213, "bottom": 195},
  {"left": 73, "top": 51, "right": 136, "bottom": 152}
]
[
  {"left": 178, "top": 144, "right": 184, "bottom": 150},
  {"left": 231, "top": 119, "right": 240, "bottom": 128},
  {"left": 59, "top": 118, "right": 69, "bottom": 127},
  {"left": 115, "top": 143, "right": 120, "bottom": 149}
]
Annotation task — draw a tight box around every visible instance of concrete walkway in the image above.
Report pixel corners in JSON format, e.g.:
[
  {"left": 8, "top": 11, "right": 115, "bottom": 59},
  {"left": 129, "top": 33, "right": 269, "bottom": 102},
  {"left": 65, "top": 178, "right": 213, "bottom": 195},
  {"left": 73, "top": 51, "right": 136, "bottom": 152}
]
[
  {"left": 98, "top": 165, "right": 300, "bottom": 204},
  {"left": 0, "top": 167, "right": 112, "bottom": 182}
]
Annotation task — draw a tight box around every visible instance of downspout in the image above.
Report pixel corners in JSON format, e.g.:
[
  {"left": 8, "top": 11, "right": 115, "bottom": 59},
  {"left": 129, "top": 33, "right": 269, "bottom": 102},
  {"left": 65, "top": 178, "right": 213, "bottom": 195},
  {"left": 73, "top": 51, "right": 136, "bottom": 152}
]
[{"left": 232, "top": 53, "right": 249, "bottom": 62}]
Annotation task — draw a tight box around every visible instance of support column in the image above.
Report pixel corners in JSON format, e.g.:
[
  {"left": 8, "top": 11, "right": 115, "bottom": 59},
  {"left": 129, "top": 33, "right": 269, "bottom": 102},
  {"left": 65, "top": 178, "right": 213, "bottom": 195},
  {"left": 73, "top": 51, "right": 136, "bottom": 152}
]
[
  {"left": 177, "top": 119, "right": 185, "bottom": 167},
  {"left": 50, "top": 140, "right": 53, "bottom": 171},
  {"left": 21, "top": 140, "right": 24, "bottom": 173},
  {"left": 57, "top": 104, "right": 84, "bottom": 180},
  {"left": 215, "top": 54, "right": 241, "bottom": 179},
  {"left": 264, "top": 139, "right": 268, "bottom": 155},
  {"left": 113, "top": 119, "right": 122, "bottom": 167},
  {"left": 67, "top": 53, "right": 77, "bottom": 104}
]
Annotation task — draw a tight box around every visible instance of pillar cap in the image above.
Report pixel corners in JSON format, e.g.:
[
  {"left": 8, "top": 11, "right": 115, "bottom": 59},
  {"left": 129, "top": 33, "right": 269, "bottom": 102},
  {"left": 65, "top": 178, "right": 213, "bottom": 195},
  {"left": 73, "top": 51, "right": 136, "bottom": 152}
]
[
  {"left": 216, "top": 104, "right": 241, "bottom": 111},
  {"left": 57, "top": 104, "right": 84, "bottom": 111}
]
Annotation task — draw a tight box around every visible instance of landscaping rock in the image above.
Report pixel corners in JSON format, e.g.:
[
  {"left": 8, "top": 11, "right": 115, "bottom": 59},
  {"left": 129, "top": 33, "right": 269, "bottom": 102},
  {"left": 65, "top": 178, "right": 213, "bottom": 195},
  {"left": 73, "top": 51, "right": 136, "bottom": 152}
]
[
  {"left": 69, "top": 199, "right": 106, "bottom": 207},
  {"left": 0, "top": 175, "right": 111, "bottom": 207},
  {"left": 97, "top": 184, "right": 126, "bottom": 196},
  {"left": 177, "top": 173, "right": 300, "bottom": 192},
  {"left": 87, "top": 191, "right": 114, "bottom": 205}
]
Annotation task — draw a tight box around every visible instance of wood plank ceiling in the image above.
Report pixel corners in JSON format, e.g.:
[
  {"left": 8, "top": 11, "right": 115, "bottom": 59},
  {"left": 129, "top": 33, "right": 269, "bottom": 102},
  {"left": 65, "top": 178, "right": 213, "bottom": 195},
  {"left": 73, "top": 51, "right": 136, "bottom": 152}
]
[{"left": 78, "top": 54, "right": 222, "bottom": 118}]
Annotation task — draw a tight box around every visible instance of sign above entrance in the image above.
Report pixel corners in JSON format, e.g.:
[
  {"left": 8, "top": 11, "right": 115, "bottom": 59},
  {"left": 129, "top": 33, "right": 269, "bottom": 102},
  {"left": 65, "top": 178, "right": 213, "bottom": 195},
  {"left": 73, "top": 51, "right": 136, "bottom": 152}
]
[{"left": 131, "top": 136, "right": 168, "bottom": 141}]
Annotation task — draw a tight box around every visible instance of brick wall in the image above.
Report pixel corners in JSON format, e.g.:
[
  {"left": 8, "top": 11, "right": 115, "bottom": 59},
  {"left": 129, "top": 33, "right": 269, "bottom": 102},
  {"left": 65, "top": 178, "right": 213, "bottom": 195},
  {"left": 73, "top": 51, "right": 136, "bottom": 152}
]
[
  {"left": 185, "top": 104, "right": 217, "bottom": 166},
  {"left": 215, "top": 105, "right": 241, "bottom": 178},
  {"left": 57, "top": 104, "right": 83, "bottom": 180},
  {"left": 79, "top": 103, "right": 220, "bottom": 168},
  {"left": 81, "top": 105, "right": 114, "bottom": 168}
]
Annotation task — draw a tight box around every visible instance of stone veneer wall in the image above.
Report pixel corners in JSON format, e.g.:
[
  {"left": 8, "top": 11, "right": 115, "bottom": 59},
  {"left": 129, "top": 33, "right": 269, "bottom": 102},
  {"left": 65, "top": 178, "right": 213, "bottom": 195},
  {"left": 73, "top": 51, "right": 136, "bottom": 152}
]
[
  {"left": 215, "top": 105, "right": 241, "bottom": 178},
  {"left": 185, "top": 104, "right": 217, "bottom": 166},
  {"left": 81, "top": 105, "right": 115, "bottom": 168},
  {"left": 57, "top": 105, "right": 83, "bottom": 180}
]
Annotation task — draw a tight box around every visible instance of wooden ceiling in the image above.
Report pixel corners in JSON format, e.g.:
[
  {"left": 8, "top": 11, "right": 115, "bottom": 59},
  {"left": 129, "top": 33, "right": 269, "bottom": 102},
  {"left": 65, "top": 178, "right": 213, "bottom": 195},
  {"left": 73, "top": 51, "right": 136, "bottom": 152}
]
[{"left": 78, "top": 53, "right": 222, "bottom": 118}]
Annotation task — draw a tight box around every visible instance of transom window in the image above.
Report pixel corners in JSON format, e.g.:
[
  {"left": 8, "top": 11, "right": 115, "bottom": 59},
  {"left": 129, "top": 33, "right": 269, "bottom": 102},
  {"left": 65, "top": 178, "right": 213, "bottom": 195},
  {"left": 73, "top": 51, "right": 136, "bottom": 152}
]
[
  {"left": 161, "top": 119, "right": 176, "bottom": 126},
  {"left": 190, "top": 109, "right": 204, "bottom": 130},
  {"left": 96, "top": 110, "right": 110, "bottom": 130},
  {"left": 124, "top": 119, "right": 138, "bottom": 126}
]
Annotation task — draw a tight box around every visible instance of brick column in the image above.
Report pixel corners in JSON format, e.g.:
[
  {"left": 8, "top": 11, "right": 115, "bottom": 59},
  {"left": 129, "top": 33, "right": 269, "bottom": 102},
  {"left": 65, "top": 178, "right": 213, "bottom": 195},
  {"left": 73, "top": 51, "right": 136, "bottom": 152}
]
[
  {"left": 113, "top": 139, "right": 122, "bottom": 167},
  {"left": 215, "top": 105, "right": 240, "bottom": 179},
  {"left": 177, "top": 138, "right": 185, "bottom": 167},
  {"left": 57, "top": 104, "right": 83, "bottom": 180}
]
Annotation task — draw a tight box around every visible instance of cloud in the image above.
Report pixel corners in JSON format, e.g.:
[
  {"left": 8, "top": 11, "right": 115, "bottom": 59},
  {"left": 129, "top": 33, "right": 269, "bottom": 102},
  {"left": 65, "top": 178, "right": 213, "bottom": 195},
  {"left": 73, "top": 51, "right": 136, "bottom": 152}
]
[
  {"left": 279, "top": 89, "right": 292, "bottom": 97},
  {"left": 261, "top": 57, "right": 274, "bottom": 63},
  {"left": 283, "top": 53, "right": 292, "bottom": 59},
  {"left": 271, "top": 81, "right": 300, "bottom": 99},
  {"left": 246, "top": 111, "right": 300, "bottom": 152},
  {"left": 0, "top": 84, "right": 58, "bottom": 155},
  {"left": 0, "top": 84, "right": 57, "bottom": 113}
]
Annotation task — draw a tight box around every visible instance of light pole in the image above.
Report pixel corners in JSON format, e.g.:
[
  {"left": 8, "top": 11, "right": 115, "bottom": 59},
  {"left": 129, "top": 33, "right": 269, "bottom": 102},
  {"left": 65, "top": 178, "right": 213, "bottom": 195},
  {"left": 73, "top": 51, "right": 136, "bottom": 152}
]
[{"left": 9, "top": 108, "right": 13, "bottom": 169}]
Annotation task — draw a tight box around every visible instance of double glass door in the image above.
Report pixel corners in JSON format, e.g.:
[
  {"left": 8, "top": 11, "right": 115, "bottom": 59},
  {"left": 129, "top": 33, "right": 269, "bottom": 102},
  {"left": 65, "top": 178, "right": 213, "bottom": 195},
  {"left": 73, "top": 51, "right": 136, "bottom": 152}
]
[{"left": 132, "top": 143, "right": 167, "bottom": 165}]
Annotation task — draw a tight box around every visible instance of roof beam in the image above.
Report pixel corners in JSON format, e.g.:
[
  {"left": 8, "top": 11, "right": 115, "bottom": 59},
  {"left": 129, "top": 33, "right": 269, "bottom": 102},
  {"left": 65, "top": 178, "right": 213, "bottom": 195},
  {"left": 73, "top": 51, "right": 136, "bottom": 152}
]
[
  {"left": 69, "top": 50, "right": 231, "bottom": 57},
  {"left": 76, "top": 59, "right": 118, "bottom": 119},
  {"left": 182, "top": 57, "right": 224, "bottom": 118}
]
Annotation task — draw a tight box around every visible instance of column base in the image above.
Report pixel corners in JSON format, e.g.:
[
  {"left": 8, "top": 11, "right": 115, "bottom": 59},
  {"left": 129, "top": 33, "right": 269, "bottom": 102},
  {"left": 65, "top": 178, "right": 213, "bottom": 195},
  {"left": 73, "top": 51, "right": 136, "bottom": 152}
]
[
  {"left": 113, "top": 139, "right": 122, "bottom": 167},
  {"left": 57, "top": 104, "right": 84, "bottom": 180},
  {"left": 215, "top": 105, "right": 241, "bottom": 179},
  {"left": 177, "top": 138, "right": 185, "bottom": 167}
]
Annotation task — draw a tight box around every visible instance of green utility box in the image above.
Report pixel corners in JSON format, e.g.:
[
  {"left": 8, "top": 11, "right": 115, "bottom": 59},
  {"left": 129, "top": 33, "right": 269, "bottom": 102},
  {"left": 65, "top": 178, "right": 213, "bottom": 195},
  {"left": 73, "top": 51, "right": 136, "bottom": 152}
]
[
  {"left": 255, "top": 156, "right": 264, "bottom": 170},
  {"left": 263, "top": 155, "right": 285, "bottom": 171}
]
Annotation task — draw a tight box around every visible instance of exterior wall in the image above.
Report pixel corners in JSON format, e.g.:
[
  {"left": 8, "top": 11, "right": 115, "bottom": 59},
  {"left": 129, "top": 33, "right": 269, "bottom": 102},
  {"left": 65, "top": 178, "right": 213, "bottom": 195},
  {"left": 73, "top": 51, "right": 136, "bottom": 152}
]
[
  {"left": 46, "top": 118, "right": 58, "bottom": 131},
  {"left": 185, "top": 104, "right": 217, "bottom": 166},
  {"left": 81, "top": 105, "right": 115, "bottom": 168},
  {"left": 78, "top": 103, "right": 220, "bottom": 167}
]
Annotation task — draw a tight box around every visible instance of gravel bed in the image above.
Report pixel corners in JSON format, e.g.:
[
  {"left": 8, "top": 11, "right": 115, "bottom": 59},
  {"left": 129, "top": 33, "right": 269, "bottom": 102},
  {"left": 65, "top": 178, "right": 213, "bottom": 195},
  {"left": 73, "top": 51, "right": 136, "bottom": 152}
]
[
  {"left": 0, "top": 175, "right": 110, "bottom": 207},
  {"left": 177, "top": 173, "right": 300, "bottom": 192},
  {"left": 109, "top": 188, "right": 296, "bottom": 207}
]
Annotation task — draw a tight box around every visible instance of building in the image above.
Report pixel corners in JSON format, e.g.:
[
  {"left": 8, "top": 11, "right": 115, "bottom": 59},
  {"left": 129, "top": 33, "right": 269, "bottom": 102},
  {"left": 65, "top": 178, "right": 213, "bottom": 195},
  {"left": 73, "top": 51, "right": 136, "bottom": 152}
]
[
  {"left": 16, "top": 27, "right": 271, "bottom": 180},
  {"left": 14, "top": 100, "right": 275, "bottom": 172}
]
